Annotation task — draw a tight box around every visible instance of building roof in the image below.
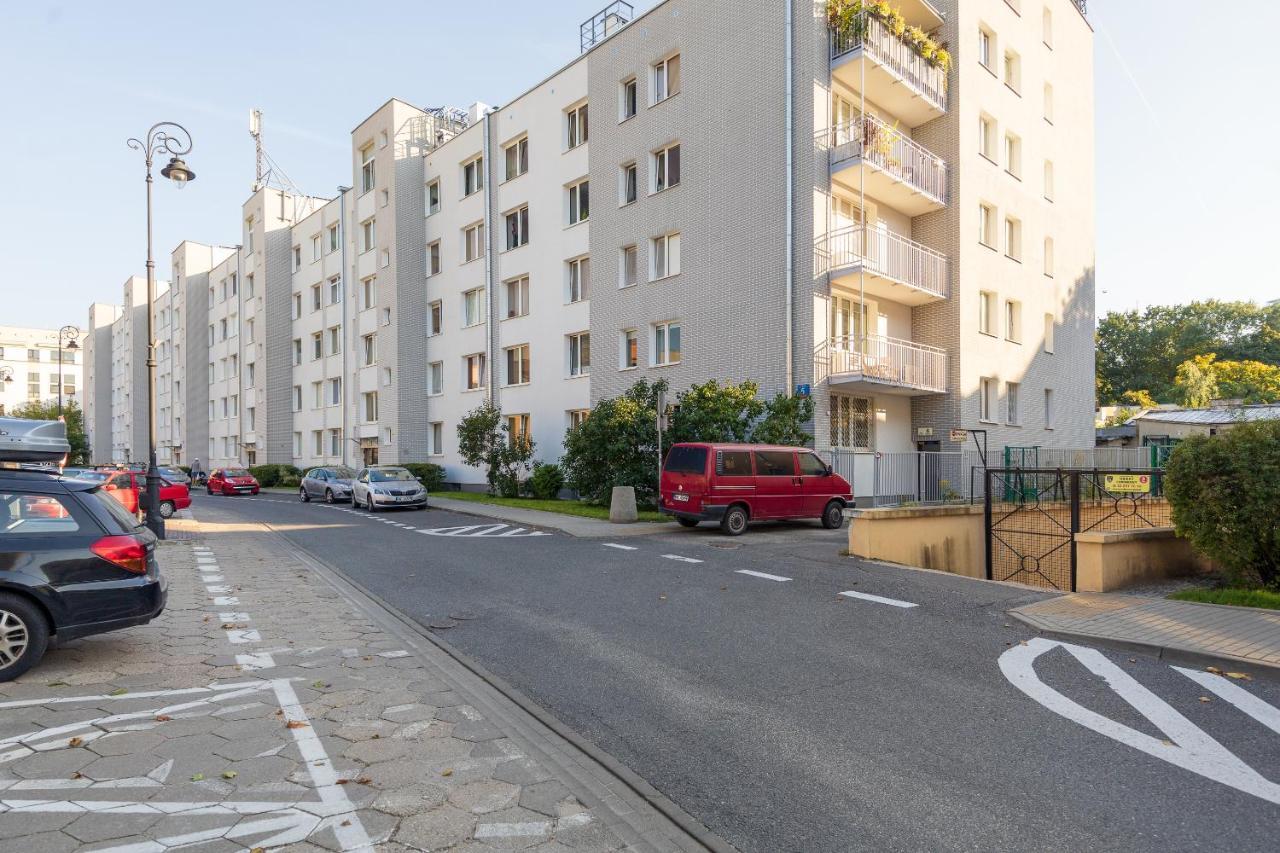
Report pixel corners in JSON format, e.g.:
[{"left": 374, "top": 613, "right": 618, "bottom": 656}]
[
  {"left": 1095, "top": 424, "right": 1136, "bottom": 440},
  {"left": 1136, "top": 405, "right": 1280, "bottom": 426}
]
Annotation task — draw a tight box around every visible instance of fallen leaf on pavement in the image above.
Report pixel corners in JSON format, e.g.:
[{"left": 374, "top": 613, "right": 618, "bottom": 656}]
[
  {"left": 68, "top": 737, "right": 83, "bottom": 748},
  {"left": 441, "top": 768, "right": 453, "bottom": 777},
  {"left": 336, "top": 779, "right": 350, "bottom": 785},
  {"left": 286, "top": 720, "right": 309, "bottom": 729},
  {"left": 1199, "top": 697, "right": 1211, "bottom": 703},
  {"left": 251, "top": 848, "right": 265, "bottom": 853},
  {"left": 312, "top": 680, "right": 328, "bottom": 689},
  {"left": 356, "top": 777, "right": 371, "bottom": 785},
  {"left": 659, "top": 595, "right": 667, "bottom": 601},
  {"left": 1207, "top": 666, "right": 1224, "bottom": 674},
  {"left": 71, "top": 772, "right": 83, "bottom": 779},
  {"left": 109, "top": 688, "right": 128, "bottom": 696},
  {"left": 191, "top": 773, "right": 205, "bottom": 781},
  {"left": 1226, "top": 672, "right": 1252, "bottom": 681},
  {"left": 1161, "top": 739, "right": 1174, "bottom": 747},
  {"left": 222, "top": 770, "right": 238, "bottom": 779},
  {"left": 155, "top": 715, "right": 172, "bottom": 722},
  {"left": 46, "top": 680, "right": 68, "bottom": 687},
  {"left": 341, "top": 820, "right": 352, "bottom": 827}
]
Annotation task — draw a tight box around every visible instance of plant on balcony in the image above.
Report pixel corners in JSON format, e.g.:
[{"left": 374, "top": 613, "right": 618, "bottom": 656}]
[{"left": 827, "top": 0, "right": 952, "bottom": 74}]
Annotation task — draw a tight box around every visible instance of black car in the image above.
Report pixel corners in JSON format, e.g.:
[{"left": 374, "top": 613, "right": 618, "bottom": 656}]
[{"left": 0, "top": 419, "right": 166, "bottom": 680}]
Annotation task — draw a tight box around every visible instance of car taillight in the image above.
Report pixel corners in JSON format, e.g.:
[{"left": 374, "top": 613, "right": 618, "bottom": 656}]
[{"left": 90, "top": 535, "right": 149, "bottom": 575}]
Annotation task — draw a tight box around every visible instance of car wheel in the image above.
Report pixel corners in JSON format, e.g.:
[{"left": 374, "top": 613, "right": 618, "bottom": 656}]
[
  {"left": 821, "top": 500, "right": 845, "bottom": 530},
  {"left": 207, "top": 486, "right": 214, "bottom": 496},
  {"left": 677, "top": 517, "right": 700, "bottom": 528},
  {"left": 0, "top": 594, "right": 50, "bottom": 683},
  {"left": 300, "top": 487, "right": 310, "bottom": 503},
  {"left": 159, "top": 500, "right": 176, "bottom": 519},
  {"left": 720, "top": 505, "right": 749, "bottom": 536},
  {"left": 324, "top": 489, "right": 335, "bottom": 504},
  {"left": 367, "top": 495, "right": 378, "bottom": 513}
]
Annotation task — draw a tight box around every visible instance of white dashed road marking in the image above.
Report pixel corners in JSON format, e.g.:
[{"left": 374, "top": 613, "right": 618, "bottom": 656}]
[
  {"left": 838, "top": 590, "right": 919, "bottom": 609},
  {"left": 735, "top": 570, "right": 792, "bottom": 582},
  {"left": 603, "top": 544, "right": 637, "bottom": 551},
  {"left": 662, "top": 554, "right": 703, "bottom": 564}
]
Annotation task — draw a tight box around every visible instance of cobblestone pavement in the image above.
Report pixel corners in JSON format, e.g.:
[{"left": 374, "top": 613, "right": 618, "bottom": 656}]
[{"left": 0, "top": 511, "right": 711, "bottom": 851}]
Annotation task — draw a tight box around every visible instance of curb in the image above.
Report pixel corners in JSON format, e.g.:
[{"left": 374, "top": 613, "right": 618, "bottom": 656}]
[{"left": 260, "top": 519, "right": 735, "bottom": 853}]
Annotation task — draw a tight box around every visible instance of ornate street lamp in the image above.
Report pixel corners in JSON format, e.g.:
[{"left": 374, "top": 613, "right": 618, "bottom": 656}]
[
  {"left": 127, "top": 122, "right": 195, "bottom": 539},
  {"left": 56, "top": 325, "right": 80, "bottom": 417}
]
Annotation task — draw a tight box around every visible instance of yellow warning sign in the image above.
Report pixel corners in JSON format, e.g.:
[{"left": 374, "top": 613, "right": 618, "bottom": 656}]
[{"left": 1104, "top": 473, "right": 1152, "bottom": 494}]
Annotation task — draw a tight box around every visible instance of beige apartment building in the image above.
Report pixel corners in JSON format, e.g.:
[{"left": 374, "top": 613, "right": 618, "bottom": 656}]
[
  {"left": 87, "top": 0, "right": 1095, "bottom": 489},
  {"left": 0, "top": 325, "right": 84, "bottom": 417}
]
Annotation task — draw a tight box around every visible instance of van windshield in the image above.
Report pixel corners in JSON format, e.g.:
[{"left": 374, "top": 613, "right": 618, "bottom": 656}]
[{"left": 664, "top": 446, "right": 708, "bottom": 474}]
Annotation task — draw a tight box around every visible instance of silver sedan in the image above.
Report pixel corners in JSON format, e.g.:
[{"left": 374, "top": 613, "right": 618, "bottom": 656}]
[
  {"left": 351, "top": 466, "right": 428, "bottom": 512},
  {"left": 299, "top": 466, "right": 357, "bottom": 504}
]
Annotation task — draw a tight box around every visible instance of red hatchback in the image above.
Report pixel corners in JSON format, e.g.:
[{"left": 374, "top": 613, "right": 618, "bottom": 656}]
[
  {"left": 80, "top": 470, "right": 192, "bottom": 519},
  {"left": 206, "top": 468, "right": 260, "bottom": 496},
  {"left": 659, "top": 443, "right": 853, "bottom": 536}
]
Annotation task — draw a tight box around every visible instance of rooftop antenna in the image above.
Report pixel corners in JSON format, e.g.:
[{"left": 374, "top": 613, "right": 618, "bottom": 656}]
[{"left": 249, "top": 109, "right": 265, "bottom": 192}]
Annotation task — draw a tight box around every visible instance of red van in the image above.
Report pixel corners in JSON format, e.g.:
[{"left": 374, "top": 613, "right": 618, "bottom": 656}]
[{"left": 659, "top": 443, "right": 854, "bottom": 535}]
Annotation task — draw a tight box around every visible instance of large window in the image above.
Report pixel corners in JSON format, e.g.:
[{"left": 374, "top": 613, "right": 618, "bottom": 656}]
[
  {"left": 621, "top": 329, "right": 638, "bottom": 369},
  {"left": 621, "top": 245, "right": 638, "bottom": 288},
  {"left": 979, "top": 203, "right": 996, "bottom": 248},
  {"left": 981, "top": 377, "right": 998, "bottom": 422},
  {"left": 430, "top": 422, "right": 444, "bottom": 456},
  {"left": 362, "top": 334, "right": 376, "bottom": 366},
  {"left": 428, "top": 241, "right": 441, "bottom": 276},
  {"left": 360, "top": 143, "right": 375, "bottom": 193},
  {"left": 1005, "top": 299, "right": 1022, "bottom": 343},
  {"left": 1004, "top": 216, "right": 1022, "bottom": 261},
  {"left": 429, "top": 300, "right": 443, "bottom": 336},
  {"left": 463, "top": 156, "right": 484, "bottom": 196},
  {"left": 463, "top": 287, "right": 484, "bottom": 327},
  {"left": 653, "top": 53, "right": 680, "bottom": 103},
  {"left": 504, "top": 137, "right": 528, "bottom": 180},
  {"left": 568, "top": 332, "right": 590, "bottom": 377},
  {"left": 360, "top": 218, "right": 376, "bottom": 253},
  {"left": 1004, "top": 132, "right": 1021, "bottom": 178},
  {"left": 653, "top": 322, "right": 681, "bottom": 366},
  {"left": 621, "top": 162, "right": 638, "bottom": 205},
  {"left": 568, "top": 180, "right": 589, "bottom": 225},
  {"left": 650, "top": 233, "right": 681, "bottom": 280},
  {"left": 653, "top": 143, "right": 681, "bottom": 193},
  {"left": 979, "top": 115, "right": 996, "bottom": 161},
  {"left": 328, "top": 223, "right": 340, "bottom": 252},
  {"left": 429, "top": 362, "right": 444, "bottom": 395},
  {"left": 979, "top": 26, "right": 994, "bottom": 70},
  {"left": 505, "top": 344, "right": 531, "bottom": 386},
  {"left": 363, "top": 392, "right": 378, "bottom": 423},
  {"left": 464, "top": 222, "right": 485, "bottom": 262},
  {"left": 566, "top": 103, "right": 589, "bottom": 149},
  {"left": 620, "top": 77, "right": 638, "bottom": 121},
  {"left": 831, "top": 396, "right": 872, "bottom": 449},
  {"left": 567, "top": 257, "right": 590, "bottom": 303},
  {"left": 426, "top": 180, "right": 441, "bottom": 215},
  {"left": 505, "top": 206, "right": 529, "bottom": 250},
  {"left": 979, "top": 291, "right": 996, "bottom": 336},
  {"left": 465, "top": 353, "right": 486, "bottom": 390},
  {"left": 1006, "top": 382, "right": 1021, "bottom": 426},
  {"left": 507, "top": 414, "right": 531, "bottom": 448},
  {"left": 504, "top": 276, "right": 529, "bottom": 318}
]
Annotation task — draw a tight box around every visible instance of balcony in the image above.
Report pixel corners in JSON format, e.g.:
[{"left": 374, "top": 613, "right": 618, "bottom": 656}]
[
  {"left": 815, "top": 225, "right": 948, "bottom": 305},
  {"left": 831, "top": 12, "right": 947, "bottom": 126},
  {"left": 815, "top": 335, "right": 947, "bottom": 395},
  {"left": 822, "top": 114, "right": 947, "bottom": 215}
]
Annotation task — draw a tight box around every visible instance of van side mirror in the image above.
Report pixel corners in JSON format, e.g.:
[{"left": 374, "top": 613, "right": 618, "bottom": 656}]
[{"left": 824, "top": 465, "right": 833, "bottom": 476}]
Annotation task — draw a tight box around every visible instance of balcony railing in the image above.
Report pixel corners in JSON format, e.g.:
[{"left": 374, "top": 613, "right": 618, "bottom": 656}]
[
  {"left": 831, "top": 13, "right": 948, "bottom": 113},
  {"left": 1072, "top": 0, "right": 1087, "bottom": 15},
  {"left": 815, "top": 334, "right": 947, "bottom": 393},
  {"left": 815, "top": 225, "right": 949, "bottom": 300},
  {"left": 822, "top": 114, "right": 947, "bottom": 204}
]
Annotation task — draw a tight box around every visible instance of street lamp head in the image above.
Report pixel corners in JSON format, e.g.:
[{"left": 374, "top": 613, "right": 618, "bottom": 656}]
[
  {"left": 161, "top": 156, "right": 195, "bottom": 188},
  {"left": 67, "top": 339, "right": 80, "bottom": 350}
]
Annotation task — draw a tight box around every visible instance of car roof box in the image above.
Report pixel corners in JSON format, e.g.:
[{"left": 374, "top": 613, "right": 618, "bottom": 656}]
[{"left": 0, "top": 417, "right": 71, "bottom": 462}]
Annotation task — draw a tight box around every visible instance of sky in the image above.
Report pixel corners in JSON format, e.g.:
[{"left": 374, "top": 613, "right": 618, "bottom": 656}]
[{"left": 2, "top": 0, "right": 1277, "bottom": 331}]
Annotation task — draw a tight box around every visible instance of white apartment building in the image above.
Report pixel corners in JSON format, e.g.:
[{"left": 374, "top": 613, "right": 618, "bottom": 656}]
[
  {"left": 95, "top": 276, "right": 159, "bottom": 464},
  {"left": 0, "top": 325, "right": 84, "bottom": 416},
  {"left": 84, "top": 304, "right": 122, "bottom": 462}
]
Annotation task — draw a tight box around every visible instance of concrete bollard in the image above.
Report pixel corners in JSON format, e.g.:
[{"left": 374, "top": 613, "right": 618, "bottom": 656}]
[{"left": 609, "top": 486, "right": 639, "bottom": 523}]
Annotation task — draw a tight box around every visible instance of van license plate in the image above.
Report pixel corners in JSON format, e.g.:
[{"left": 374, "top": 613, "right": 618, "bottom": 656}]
[{"left": 673, "top": 494, "right": 689, "bottom": 502}]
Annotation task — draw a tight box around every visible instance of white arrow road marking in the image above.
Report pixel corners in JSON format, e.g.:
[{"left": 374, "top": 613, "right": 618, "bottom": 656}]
[
  {"left": 1175, "top": 666, "right": 1280, "bottom": 736},
  {"left": 603, "top": 543, "right": 637, "bottom": 551},
  {"left": 838, "top": 590, "right": 918, "bottom": 609},
  {"left": 1000, "top": 638, "right": 1280, "bottom": 805},
  {"left": 662, "top": 554, "right": 703, "bottom": 564},
  {"left": 736, "top": 570, "right": 792, "bottom": 582}
]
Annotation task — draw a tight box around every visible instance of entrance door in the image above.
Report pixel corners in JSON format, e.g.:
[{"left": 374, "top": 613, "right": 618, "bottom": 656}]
[{"left": 362, "top": 446, "right": 379, "bottom": 466}]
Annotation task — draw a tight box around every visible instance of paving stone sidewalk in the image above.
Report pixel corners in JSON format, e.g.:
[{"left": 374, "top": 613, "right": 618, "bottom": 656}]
[
  {"left": 0, "top": 512, "right": 712, "bottom": 851},
  {"left": 1012, "top": 592, "right": 1280, "bottom": 671}
]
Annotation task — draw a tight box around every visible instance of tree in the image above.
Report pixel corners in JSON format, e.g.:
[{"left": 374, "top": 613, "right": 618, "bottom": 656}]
[
  {"left": 1102, "top": 408, "right": 1137, "bottom": 428},
  {"left": 1171, "top": 354, "right": 1280, "bottom": 406},
  {"left": 1174, "top": 354, "right": 1220, "bottom": 408},
  {"left": 666, "top": 380, "right": 763, "bottom": 445},
  {"left": 751, "top": 393, "right": 816, "bottom": 446},
  {"left": 1118, "top": 389, "right": 1158, "bottom": 409},
  {"left": 561, "top": 380, "right": 667, "bottom": 506},
  {"left": 456, "top": 400, "right": 535, "bottom": 497},
  {"left": 1165, "top": 421, "right": 1280, "bottom": 589},
  {"left": 10, "top": 400, "right": 89, "bottom": 465}
]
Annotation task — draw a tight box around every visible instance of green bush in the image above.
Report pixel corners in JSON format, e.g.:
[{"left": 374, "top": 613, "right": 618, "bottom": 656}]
[
  {"left": 751, "top": 393, "right": 816, "bottom": 446},
  {"left": 401, "top": 463, "right": 446, "bottom": 492},
  {"left": 248, "top": 464, "right": 302, "bottom": 488},
  {"left": 562, "top": 380, "right": 667, "bottom": 506},
  {"left": 457, "top": 400, "right": 535, "bottom": 497},
  {"left": 279, "top": 475, "right": 302, "bottom": 488},
  {"left": 528, "top": 462, "right": 565, "bottom": 500},
  {"left": 1165, "top": 420, "right": 1280, "bottom": 589}
]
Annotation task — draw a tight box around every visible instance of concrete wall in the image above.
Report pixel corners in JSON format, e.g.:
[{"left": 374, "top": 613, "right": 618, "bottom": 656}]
[
  {"left": 848, "top": 505, "right": 987, "bottom": 579},
  {"left": 1075, "top": 528, "right": 1212, "bottom": 593}
]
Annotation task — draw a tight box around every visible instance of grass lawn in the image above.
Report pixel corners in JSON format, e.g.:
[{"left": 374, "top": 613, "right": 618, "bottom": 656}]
[
  {"left": 1168, "top": 587, "right": 1280, "bottom": 611},
  {"left": 437, "top": 490, "right": 668, "bottom": 523}
]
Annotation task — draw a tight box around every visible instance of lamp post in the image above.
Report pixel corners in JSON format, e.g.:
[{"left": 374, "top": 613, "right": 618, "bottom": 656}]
[
  {"left": 56, "top": 325, "right": 80, "bottom": 417},
  {"left": 127, "top": 122, "right": 196, "bottom": 539},
  {"left": 0, "top": 367, "right": 13, "bottom": 417}
]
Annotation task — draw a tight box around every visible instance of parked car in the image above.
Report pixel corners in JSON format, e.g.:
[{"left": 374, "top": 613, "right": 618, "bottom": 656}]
[
  {"left": 351, "top": 466, "right": 428, "bottom": 512},
  {"left": 206, "top": 468, "right": 260, "bottom": 496},
  {"left": 300, "top": 466, "right": 357, "bottom": 503},
  {"left": 0, "top": 417, "right": 167, "bottom": 681},
  {"left": 157, "top": 467, "right": 191, "bottom": 486},
  {"left": 74, "top": 470, "right": 191, "bottom": 518},
  {"left": 659, "top": 443, "right": 854, "bottom": 536}
]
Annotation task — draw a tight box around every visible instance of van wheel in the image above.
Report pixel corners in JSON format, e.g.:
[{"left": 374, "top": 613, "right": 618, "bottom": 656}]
[
  {"left": 0, "top": 594, "right": 50, "bottom": 683},
  {"left": 822, "top": 501, "right": 845, "bottom": 530},
  {"left": 159, "top": 500, "right": 176, "bottom": 519},
  {"left": 720, "top": 505, "right": 749, "bottom": 536},
  {"left": 677, "top": 517, "right": 700, "bottom": 528}
]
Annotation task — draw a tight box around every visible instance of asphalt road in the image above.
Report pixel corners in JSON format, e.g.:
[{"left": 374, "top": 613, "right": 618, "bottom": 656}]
[{"left": 194, "top": 493, "right": 1280, "bottom": 852}]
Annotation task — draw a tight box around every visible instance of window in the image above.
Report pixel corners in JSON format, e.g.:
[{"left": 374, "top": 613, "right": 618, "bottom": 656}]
[
  {"left": 329, "top": 276, "right": 342, "bottom": 305},
  {"left": 567, "top": 257, "right": 590, "bottom": 303},
  {"left": 382, "top": 308, "right": 392, "bottom": 328},
  {"left": 245, "top": 407, "right": 254, "bottom": 430},
  {"left": 1004, "top": 49, "right": 1021, "bottom": 93},
  {"left": 507, "top": 415, "right": 531, "bottom": 448},
  {"left": 328, "top": 378, "right": 342, "bottom": 405},
  {"left": 652, "top": 143, "right": 680, "bottom": 192},
  {"left": 293, "top": 386, "right": 302, "bottom": 412},
  {"left": 979, "top": 291, "right": 996, "bottom": 336},
  {"left": 1044, "top": 314, "right": 1056, "bottom": 353},
  {"left": 980, "top": 377, "right": 998, "bottom": 422},
  {"left": 621, "top": 329, "right": 638, "bottom": 369},
  {"left": 360, "top": 143, "right": 375, "bottom": 193},
  {"left": 328, "top": 223, "right": 340, "bottom": 252},
  {"left": 245, "top": 219, "right": 254, "bottom": 253},
  {"left": 504, "top": 276, "right": 530, "bottom": 318},
  {"left": 219, "top": 319, "right": 227, "bottom": 341},
  {"left": 1004, "top": 132, "right": 1021, "bottom": 178},
  {"left": 361, "top": 277, "right": 376, "bottom": 310},
  {"left": 1007, "top": 382, "right": 1021, "bottom": 425},
  {"left": 429, "top": 300, "right": 442, "bottom": 336},
  {"left": 428, "top": 240, "right": 441, "bottom": 276},
  {"left": 568, "top": 409, "right": 590, "bottom": 431},
  {"left": 979, "top": 204, "right": 997, "bottom": 248},
  {"left": 1044, "top": 388, "right": 1055, "bottom": 428},
  {"left": 1043, "top": 237, "right": 1055, "bottom": 277},
  {"left": 382, "top": 367, "right": 392, "bottom": 387},
  {"left": 362, "top": 334, "right": 376, "bottom": 366},
  {"left": 329, "top": 429, "right": 342, "bottom": 456},
  {"left": 229, "top": 273, "right": 237, "bottom": 295},
  {"left": 504, "top": 136, "right": 528, "bottom": 180},
  {"left": 426, "top": 180, "right": 440, "bottom": 215},
  {"left": 505, "top": 344, "right": 531, "bottom": 386},
  {"left": 379, "top": 249, "right": 390, "bottom": 268},
  {"left": 246, "top": 362, "right": 255, "bottom": 385},
  {"left": 621, "top": 162, "right": 638, "bottom": 205},
  {"left": 568, "top": 180, "right": 589, "bottom": 224},
  {"left": 463, "top": 156, "right": 484, "bottom": 196},
  {"left": 650, "top": 233, "right": 681, "bottom": 280},
  {"left": 312, "top": 333, "right": 323, "bottom": 360},
  {"left": 429, "top": 361, "right": 444, "bottom": 395},
  {"left": 363, "top": 392, "right": 378, "bottom": 423},
  {"left": 653, "top": 322, "right": 681, "bottom": 366},
  {"left": 621, "top": 245, "right": 638, "bottom": 288},
  {"left": 312, "top": 381, "right": 323, "bottom": 408},
  {"left": 311, "top": 235, "right": 322, "bottom": 261},
  {"left": 430, "top": 422, "right": 444, "bottom": 456},
  {"left": 1005, "top": 299, "right": 1022, "bottom": 342},
  {"left": 464, "top": 222, "right": 485, "bottom": 262},
  {"left": 293, "top": 433, "right": 302, "bottom": 457},
  {"left": 505, "top": 206, "right": 529, "bottom": 249},
  {"left": 208, "top": 287, "right": 215, "bottom": 308},
  {"left": 245, "top": 274, "right": 254, "bottom": 298},
  {"left": 1044, "top": 160, "right": 1055, "bottom": 201},
  {"left": 465, "top": 353, "right": 486, "bottom": 390},
  {"left": 653, "top": 53, "right": 680, "bottom": 104},
  {"left": 621, "top": 77, "right": 638, "bottom": 120},
  {"left": 463, "top": 287, "right": 484, "bottom": 327},
  {"left": 360, "top": 218, "right": 375, "bottom": 253},
  {"left": 979, "top": 26, "right": 994, "bottom": 70},
  {"left": 1005, "top": 216, "right": 1022, "bottom": 261},
  {"left": 568, "top": 332, "right": 590, "bottom": 377},
  {"left": 566, "top": 103, "right": 589, "bottom": 149},
  {"left": 328, "top": 325, "right": 342, "bottom": 354},
  {"left": 754, "top": 451, "right": 795, "bottom": 477},
  {"left": 979, "top": 115, "right": 996, "bottom": 161},
  {"left": 1044, "top": 83, "right": 1054, "bottom": 123},
  {"left": 311, "top": 284, "right": 322, "bottom": 311},
  {"left": 1043, "top": 7, "right": 1053, "bottom": 47},
  {"left": 292, "top": 339, "right": 302, "bottom": 366}
]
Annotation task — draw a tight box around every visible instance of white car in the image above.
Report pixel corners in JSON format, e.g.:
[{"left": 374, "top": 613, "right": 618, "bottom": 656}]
[{"left": 351, "top": 466, "right": 429, "bottom": 512}]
